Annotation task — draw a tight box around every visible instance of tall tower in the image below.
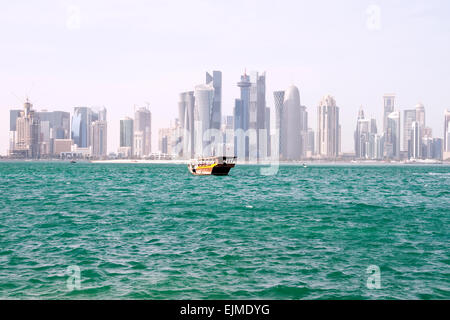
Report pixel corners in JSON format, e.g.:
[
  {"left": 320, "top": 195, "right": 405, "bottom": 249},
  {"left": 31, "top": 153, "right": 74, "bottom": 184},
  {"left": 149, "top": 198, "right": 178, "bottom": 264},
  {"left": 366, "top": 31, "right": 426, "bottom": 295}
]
[
  {"left": 15, "top": 99, "right": 41, "bottom": 158},
  {"left": 383, "top": 94, "right": 395, "bottom": 134},
  {"left": 385, "top": 111, "right": 400, "bottom": 159},
  {"left": 134, "top": 106, "right": 152, "bottom": 157},
  {"left": 317, "top": 95, "right": 340, "bottom": 158},
  {"left": 273, "top": 91, "right": 285, "bottom": 159},
  {"left": 282, "top": 85, "right": 304, "bottom": 160},
  {"left": 403, "top": 109, "right": 416, "bottom": 155},
  {"left": 178, "top": 91, "right": 195, "bottom": 159},
  {"left": 248, "top": 71, "right": 267, "bottom": 160},
  {"left": 234, "top": 72, "right": 251, "bottom": 159},
  {"left": 206, "top": 71, "right": 222, "bottom": 131},
  {"left": 91, "top": 120, "right": 107, "bottom": 158},
  {"left": 444, "top": 109, "right": 450, "bottom": 160},
  {"left": 411, "top": 121, "right": 422, "bottom": 159},
  {"left": 194, "top": 83, "right": 214, "bottom": 157}
]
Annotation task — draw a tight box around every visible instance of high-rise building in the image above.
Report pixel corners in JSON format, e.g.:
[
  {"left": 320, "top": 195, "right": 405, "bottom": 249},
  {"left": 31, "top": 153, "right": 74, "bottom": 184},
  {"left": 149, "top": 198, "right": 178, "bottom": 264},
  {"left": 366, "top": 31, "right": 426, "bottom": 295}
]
[
  {"left": 272, "top": 86, "right": 307, "bottom": 160},
  {"left": 14, "top": 100, "right": 41, "bottom": 158},
  {"left": 282, "top": 85, "right": 303, "bottom": 160},
  {"left": 273, "top": 91, "right": 285, "bottom": 158},
  {"left": 411, "top": 121, "right": 422, "bottom": 159},
  {"left": 385, "top": 111, "right": 401, "bottom": 159},
  {"left": 71, "top": 107, "right": 91, "bottom": 148},
  {"left": 194, "top": 83, "right": 214, "bottom": 157},
  {"left": 248, "top": 71, "right": 267, "bottom": 160},
  {"left": 91, "top": 120, "right": 107, "bottom": 158},
  {"left": 403, "top": 109, "right": 416, "bottom": 155},
  {"left": 206, "top": 71, "right": 222, "bottom": 131},
  {"left": 234, "top": 72, "right": 251, "bottom": 159},
  {"left": 158, "top": 127, "right": 172, "bottom": 154},
  {"left": 9, "top": 109, "right": 22, "bottom": 154},
  {"left": 306, "top": 128, "right": 315, "bottom": 157},
  {"left": 192, "top": 71, "right": 222, "bottom": 157},
  {"left": 119, "top": 117, "right": 133, "bottom": 158},
  {"left": 444, "top": 109, "right": 450, "bottom": 160},
  {"left": 354, "top": 107, "right": 378, "bottom": 159},
  {"left": 134, "top": 106, "right": 152, "bottom": 157},
  {"left": 383, "top": 94, "right": 395, "bottom": 134},
  {"left": 416, "top": 103, "right": 425, "bottom": 127},
  {"left": 432, "top": 138, "right": 443, "bottom": 160},
  {"left": 317, "top": 95, "right": 340, "bottom": 158},
  {"left": 37, "top": 110, "right": 70, "bottom": 156},
  {"left": 178, "top": 91, "right": 195, "bottom": 159}
]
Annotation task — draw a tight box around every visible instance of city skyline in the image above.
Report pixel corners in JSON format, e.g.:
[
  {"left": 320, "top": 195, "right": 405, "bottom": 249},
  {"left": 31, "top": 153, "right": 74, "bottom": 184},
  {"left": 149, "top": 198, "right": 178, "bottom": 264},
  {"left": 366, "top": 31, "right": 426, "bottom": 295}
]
[
  {"left": 1, "top": 1, "right": 450, "bottom": 155},
  {"left": 6, "top": 81, "right": 450, "bottom": 161}
]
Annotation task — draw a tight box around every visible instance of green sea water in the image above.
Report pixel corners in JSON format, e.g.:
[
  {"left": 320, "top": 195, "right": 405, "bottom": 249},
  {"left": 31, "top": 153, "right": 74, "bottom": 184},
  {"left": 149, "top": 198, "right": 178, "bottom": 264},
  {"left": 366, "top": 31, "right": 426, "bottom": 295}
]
[{"left": 0, "top": 162, "right": 449, "bottom": 299}]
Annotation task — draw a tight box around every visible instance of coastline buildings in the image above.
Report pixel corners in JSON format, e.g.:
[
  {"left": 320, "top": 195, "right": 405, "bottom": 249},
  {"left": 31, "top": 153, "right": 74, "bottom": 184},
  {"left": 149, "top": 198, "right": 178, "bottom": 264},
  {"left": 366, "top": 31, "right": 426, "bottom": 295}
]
[
  {"left": 118, "top": 117, "right": 134, "bottom": 158},
  {"left": 274, "top": 85, "right": 307, "bottom": 160},
  {"left": 354, "top": 107, "right": 378, "bottom": 159},
  {"left": 403, "top": 109, "right": 416, "bottom": 156},
  {"left": 248, "top": 72, "right": 268, "bottom": 160},
  {"left": 71, "top": 106, "right": 107, "bottom": 158},
  {"left": 134, "top": 106, "right": 152, "bottom": 157},
  {"left": 37, "top": 110, "right": 70, "bottom": 156},
  {"left": 444, "top": 110, "right": 450, "bottom": 160},
  {"left": 234, "top": 72, "right": 251, "bottom": 160},
  {"left": 10, "top": 100, "right": 41, "bottom": 158},
  {"left": 193, "top": 71, "right": 222, "bottom": 158},
  {"left": 91, "top": 119, "right": 107, "bottom": 158},
  {"left": 178, "top": 91, "right": 195, "bottom": 159},
  {"left": 383, "top": 94, "right": 395, "bottom": 135},
  {"left": 385, "top": 111, "right": 401, "bottom": 160},
  {"left": 233, "top": 71, "right": 270, "bottom": 161},
  {"left": 317, "top": 95, "right": 340, "bottom": 159}
]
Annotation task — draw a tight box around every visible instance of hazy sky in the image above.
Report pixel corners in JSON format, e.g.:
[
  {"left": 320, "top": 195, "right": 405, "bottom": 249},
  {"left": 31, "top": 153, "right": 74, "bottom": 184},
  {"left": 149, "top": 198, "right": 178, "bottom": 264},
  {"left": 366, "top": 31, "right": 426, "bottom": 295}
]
[{"left": 1, "top": 0, "right": 449, "bottom": 155}]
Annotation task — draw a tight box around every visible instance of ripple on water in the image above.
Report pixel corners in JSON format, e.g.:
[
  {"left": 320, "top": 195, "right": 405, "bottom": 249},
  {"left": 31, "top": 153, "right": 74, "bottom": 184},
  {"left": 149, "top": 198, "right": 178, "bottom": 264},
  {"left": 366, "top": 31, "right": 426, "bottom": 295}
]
[{"left": 0, "top": 163, "right": 449, "bottom": 299}]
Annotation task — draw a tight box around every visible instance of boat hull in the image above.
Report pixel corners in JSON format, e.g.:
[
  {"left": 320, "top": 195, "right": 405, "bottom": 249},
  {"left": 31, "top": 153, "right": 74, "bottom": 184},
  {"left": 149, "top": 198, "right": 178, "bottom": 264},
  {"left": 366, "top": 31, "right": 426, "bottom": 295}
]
[{"left": 189, "top": 163, "right": 235, "bottom": 176}]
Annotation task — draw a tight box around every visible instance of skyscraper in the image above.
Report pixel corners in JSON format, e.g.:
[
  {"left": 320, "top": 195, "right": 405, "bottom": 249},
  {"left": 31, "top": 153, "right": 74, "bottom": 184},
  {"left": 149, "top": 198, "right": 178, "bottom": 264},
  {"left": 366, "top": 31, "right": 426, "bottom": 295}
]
[
  {"left": 416, "top": 103, "right": 425, "bottom": 127},
  {"left": 403, "top": 109, "right": 416, "bottom": 155},
  {"left": 282, "top": 85, "right": 303, "bottom": 160},
  {"left": 234, "top": 72, "right": 251, "bottom": 159},
  {"left": 91, "top": 120, "right": 107, "bottom": 158},
  {"left": 444, "top": 109, "right": 450, "bottom": 160},
  {"left": 37, "top": 110, "right": 70, "bottom": 156},
  {"left": 194, "top": 83, "right": 215, "bottom": 157},
  {"left": 134, "top": 106, "right": 152, "bottom": 157},
  {"left": 411, "top": 121, "right": 422, "bottom": 159},
  {"left": 273, "top": 91, "right": 285, "bottom": 158},
  {"left": 383, "top": 94, "right": 395, "bottom": 134},
  {"left": 354, "top": 107, "right": 378, "bottom": 159},
  {"left": 206, "top": 71, "right": 222, "bottom": 131},
  {"left": 71, "top": 107, "right": 91, "bottom": 148},
  {"left": 385, "top": 111, "right": 401, "bottom": 159},
  {"left": 317, "top": 95, "right": 340, "bottom": 158},
  {"left": 119, "top": 117, "right": 133, "bottom": 157},
  {"left": 248, "top": 71, "right": 267, "bottom": 160},
  {"left": 14, "top": 100, "right": 41, "bottom": 158},
  {"left": 9, "top": 109, "right": 22, "bottom": 154},
  {"left": 178, "top": 91, "right": 195, "bottom": 159}
]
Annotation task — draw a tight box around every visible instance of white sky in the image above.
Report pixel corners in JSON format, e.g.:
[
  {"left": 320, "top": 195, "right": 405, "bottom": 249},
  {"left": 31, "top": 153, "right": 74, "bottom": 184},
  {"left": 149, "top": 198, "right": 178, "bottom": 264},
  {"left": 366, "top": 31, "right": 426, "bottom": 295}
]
[{"left": 1, "top": 0, "right": 449, "bottom": 155}]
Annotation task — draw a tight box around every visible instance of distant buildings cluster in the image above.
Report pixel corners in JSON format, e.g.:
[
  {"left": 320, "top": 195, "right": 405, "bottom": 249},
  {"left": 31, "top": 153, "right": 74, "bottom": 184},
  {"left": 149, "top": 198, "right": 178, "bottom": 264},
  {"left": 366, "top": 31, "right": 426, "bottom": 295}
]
[
  {"left": 8, "top": 101, "right": 108, "bottom": 159},
  {"left": 158, "top": 71, "right": 343, "bottom": 162},
  {"left": 6, "top": 70, "right": 450, "bottom": 161},
  {"left": 354, "top": 95, "right": 449, "bottom": 161}
]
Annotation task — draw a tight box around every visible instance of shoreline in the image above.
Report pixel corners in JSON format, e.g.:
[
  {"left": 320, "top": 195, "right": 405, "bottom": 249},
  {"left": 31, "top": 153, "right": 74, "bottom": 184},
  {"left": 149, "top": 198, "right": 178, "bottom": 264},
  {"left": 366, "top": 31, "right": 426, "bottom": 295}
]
[{"left": 1, "top": 158, "right": 449, "bottom": 166}]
